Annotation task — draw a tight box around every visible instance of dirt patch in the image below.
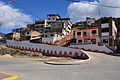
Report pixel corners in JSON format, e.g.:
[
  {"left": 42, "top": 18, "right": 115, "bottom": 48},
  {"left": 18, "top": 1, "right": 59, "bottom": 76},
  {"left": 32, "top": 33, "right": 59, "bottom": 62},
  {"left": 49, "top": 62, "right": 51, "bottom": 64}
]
[
  {"left": 0, "top": 54, "right": 13, "bottom": 58},
  {"left": 50, "top": 59, "right": 80, "bottom": 62},
  {"left": 35, "top": 58, "right": 80, "bottom": 62}
]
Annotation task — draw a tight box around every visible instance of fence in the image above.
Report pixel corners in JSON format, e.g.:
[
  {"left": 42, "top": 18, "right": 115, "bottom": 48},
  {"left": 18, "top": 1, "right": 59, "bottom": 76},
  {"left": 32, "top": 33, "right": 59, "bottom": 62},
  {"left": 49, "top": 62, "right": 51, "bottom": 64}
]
[
  {"left": 6, "top": 40, "right": 89, "bottom": 59},
  {"left": 69, "top": 44, "right": 113, "bottom": 54}
]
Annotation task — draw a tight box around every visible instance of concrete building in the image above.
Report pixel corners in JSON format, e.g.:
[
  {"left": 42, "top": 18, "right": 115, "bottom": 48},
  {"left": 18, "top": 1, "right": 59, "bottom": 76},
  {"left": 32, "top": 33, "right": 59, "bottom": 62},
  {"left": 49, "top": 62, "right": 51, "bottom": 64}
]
[
  {"left": 11, "top": 27, "right": 41, "bottom": 42},
  {"left": 98, "top": 17, "right": 117, "bottom": 50},
  {"left": 72, "top": 17, "right": 97, "bottom": 29},
  {"left": 6, "top": 32, "right": 20, "bottom": 41},
  {"left": 27, "top": 14, "right": 72, "bottom": 44},
  {"left": 71, "top": 17, "right": 118, "bottom": 52},
  {"left": 72, "top": 27, "right": 100, "bottom": 45}
]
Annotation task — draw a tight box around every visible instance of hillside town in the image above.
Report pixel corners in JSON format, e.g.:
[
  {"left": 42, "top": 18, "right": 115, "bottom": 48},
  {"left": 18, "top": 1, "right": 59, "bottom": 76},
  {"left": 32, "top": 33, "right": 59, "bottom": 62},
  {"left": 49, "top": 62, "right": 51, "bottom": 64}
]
[
  {"left": 3, "top": 14, "right": 120, "bottom": 53},
  {"left": 1, "top": 0, "right": 120, "bottom": 80}
]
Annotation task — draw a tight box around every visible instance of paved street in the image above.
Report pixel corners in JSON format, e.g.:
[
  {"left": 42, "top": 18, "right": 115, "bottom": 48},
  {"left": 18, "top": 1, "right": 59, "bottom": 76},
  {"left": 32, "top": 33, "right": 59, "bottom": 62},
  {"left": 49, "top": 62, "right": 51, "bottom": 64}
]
[{"left": 0, "top": 51, "right": 120, "bottom": 80}]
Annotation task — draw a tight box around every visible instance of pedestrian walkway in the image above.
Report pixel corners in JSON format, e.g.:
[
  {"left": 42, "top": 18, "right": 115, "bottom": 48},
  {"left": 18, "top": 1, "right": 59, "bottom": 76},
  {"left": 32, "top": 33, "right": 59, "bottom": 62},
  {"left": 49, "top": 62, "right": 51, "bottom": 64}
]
[{"left": 0, "top": 72, "right": 18, "bottom": 80}]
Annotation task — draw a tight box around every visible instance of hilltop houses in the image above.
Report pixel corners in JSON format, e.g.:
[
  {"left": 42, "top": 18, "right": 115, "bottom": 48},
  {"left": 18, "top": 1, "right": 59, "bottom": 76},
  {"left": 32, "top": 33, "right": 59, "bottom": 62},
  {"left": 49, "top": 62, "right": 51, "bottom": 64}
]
[
  {"left": 72, "top": 27, "right": 100, "bottom": 45},
  {"left": 71, "top": 17, "right": 118, "bottom": 51},
  {"left": 7, "top": 14, "right": 72, "bottom": 45},
  {"left": 98, "top": 17, "right": 117, "bottom": 50},
  {"left": 27, "top": 14, "right": 72, "bottom": 44},
  {"left": 5, "top": 15, "right": 120, "bottom": 52}
]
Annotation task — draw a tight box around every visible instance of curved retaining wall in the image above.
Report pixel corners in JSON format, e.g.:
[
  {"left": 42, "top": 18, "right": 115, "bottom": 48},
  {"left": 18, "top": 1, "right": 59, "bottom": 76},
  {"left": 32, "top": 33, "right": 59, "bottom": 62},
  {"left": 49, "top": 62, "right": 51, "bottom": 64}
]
[
  {"left": 6, "top": 40, "right": 89, "bottom": 59},
  {"left": 70, "top": 44, "right": 113, "bottom": 54}
]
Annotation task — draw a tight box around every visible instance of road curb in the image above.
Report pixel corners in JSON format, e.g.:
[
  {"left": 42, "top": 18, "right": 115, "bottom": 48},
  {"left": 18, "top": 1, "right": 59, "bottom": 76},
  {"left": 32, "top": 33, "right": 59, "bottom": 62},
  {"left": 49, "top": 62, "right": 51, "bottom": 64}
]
[
  {"left": 0, "top": 72, "right": 18, "bottom": 80},
  {"left": 44, "top": 50, "right": 91, "bottom": 65}
]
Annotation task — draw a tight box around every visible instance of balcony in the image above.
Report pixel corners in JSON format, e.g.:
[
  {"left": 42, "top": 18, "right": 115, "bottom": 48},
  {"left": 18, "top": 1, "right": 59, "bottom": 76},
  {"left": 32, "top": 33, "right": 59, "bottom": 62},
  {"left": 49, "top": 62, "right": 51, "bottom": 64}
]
[
  {"left": 101, "top": 23, "right": 109, "bottom": 28},
  {"left": 102, "top": 32, "right": 109, "bottom": 36}
]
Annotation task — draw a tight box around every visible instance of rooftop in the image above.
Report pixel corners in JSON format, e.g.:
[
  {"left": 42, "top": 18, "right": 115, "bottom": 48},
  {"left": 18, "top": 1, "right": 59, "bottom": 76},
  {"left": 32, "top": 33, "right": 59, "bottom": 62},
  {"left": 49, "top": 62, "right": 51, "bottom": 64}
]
[
  {"left": 47, "top": 14, "right": 60, "bottom": 17},
  {"left": 57, "top": 18, "right": 70, "bottom": 20}
]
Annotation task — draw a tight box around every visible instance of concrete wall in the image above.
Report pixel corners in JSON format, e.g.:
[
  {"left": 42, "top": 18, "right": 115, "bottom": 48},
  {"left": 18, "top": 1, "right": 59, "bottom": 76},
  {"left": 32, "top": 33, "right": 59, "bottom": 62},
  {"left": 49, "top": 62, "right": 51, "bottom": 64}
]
[
  {"left": 42, "top": 37, "right": 55, "bottom": 43},
  {"left": 70, "top": 44, "right": 113, "bottom": 54},
  {"left": 6, "top": 40, "right": 89, "bottom": 59}
]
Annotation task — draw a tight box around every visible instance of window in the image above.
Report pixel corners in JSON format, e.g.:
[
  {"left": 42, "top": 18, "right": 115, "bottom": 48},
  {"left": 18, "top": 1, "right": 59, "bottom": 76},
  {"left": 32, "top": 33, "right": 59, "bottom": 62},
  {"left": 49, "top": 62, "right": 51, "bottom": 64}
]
[
  {"left": 102, "top": 28, "right": 109, "bottom": 32},
  {"left": 22, "top": 33, "right": 25, "bottom": 35},
  {"left": 45, "top": 31, "right": 48, "bottom": 33},
  {"left": 36, "top": 26, "right": 39, "bottom": 28},
  {"left": 42, "top": 35, "right": 44, "bottom": 37},
  {"left": 88, "top": 38, "right": 90, "bottom": 40},
  {"left": 48, "top": 18, "right": 50, "bottom": 20},
  {"left": 91, "top": 39, "right": 96, "bottom": 42},
  {"left": 57, "top": 34, "right": 59, "bottom": 37},
  {"left": 78, "top": 40, "right": 82, "bottom": 43},
  {"left": 77, "top": 32, "right": 81, "bottom": 35},
  {"left": 92, "top": 30, "right": 96, "bottom": 34},
  {"left": 103, "top": 39, "right": 108, "bottom": 43},
  {"left": 101, "top": 20, "right": 109, "bottom": 23},
  {"left": 36, "top": 30, "right": 39, "bottom": 32},
  {"left": 45, "top": 35, "right": 47, "bottom": 37},
  {"left": 41, "top": 26, "right": 43, "bottom": 28},
  {"left": 84, "top": 39, "right": 87, "bottom": 43},
  {"left": 50, "top": 34, "right": 54, "bottom": 36},
  {"left": 73, "top": 31, "right": 76, "bottom": 38},
  {"left": 83, "top": 32, "right": 87, "bottom": 36},
  {"left": 46, "top": 27, "right": 50, "bottom": 29},
  {"left": 52, "top": 25, "right": 55, "bottom": 27},
  {"left": 58, "top": 24, "right": 61, "bottom": 26},
  {"left": 91, "top": 39, "right": 96, "bottom": 44}
]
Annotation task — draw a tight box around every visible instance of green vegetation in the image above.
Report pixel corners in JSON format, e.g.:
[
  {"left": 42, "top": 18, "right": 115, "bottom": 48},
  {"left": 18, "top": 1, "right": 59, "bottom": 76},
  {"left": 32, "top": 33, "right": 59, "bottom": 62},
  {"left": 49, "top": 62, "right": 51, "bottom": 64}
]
[{"left": 0, "top": 45, "right": 43, "bottom": 57}]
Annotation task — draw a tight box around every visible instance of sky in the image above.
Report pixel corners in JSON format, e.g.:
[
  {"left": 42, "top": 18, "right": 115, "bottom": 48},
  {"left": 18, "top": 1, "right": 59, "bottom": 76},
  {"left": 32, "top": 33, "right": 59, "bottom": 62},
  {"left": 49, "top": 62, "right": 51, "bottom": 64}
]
[
  {"left": 0, "top": 0, "right": 120, "bottom": 33},
  {"left": 68, "top": 0, "right": 120, "bottom": 22}
]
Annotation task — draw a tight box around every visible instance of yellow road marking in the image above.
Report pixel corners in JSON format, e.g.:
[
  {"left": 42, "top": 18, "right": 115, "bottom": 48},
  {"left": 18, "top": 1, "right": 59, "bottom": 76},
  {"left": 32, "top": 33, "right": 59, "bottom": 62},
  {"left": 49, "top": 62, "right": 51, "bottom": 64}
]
[{"left": 0, "top": 72, "right": 18, "bottom": 80}]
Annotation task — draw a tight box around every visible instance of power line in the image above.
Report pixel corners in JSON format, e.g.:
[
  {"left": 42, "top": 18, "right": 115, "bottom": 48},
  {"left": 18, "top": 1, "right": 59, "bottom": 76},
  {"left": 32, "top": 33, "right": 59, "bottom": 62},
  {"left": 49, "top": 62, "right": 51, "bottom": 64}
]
[
  {"left": 81, "top": 2, "right": 120, "bottom": 8},
  {"left": 1, "top": 0, "right": 40, "bottom": 19},
  {"left": 67, "top": 0, "right": 120, "bottom": 8},
  {"left": 67, "top": 0, "right": 120, "bottom": 17},
  {"left": 0, "top": 0, "right": 16, "bottom": 21},
  {"left": 0, "top": 0, "right": 15, "bottom": 7},
  {"left": 13, "top": 1, "right": 40, "bottom": 19}
]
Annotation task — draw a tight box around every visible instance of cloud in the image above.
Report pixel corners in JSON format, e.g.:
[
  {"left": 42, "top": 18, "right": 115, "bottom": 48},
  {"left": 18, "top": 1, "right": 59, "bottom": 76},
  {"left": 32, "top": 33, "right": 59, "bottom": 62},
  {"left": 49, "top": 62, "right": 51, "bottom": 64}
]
[
  {"left": 68, "top": 0, "right": 120, "bottom": 22},
  {"left": 0, "top": 2, "right": 32, "bottom": 30}
]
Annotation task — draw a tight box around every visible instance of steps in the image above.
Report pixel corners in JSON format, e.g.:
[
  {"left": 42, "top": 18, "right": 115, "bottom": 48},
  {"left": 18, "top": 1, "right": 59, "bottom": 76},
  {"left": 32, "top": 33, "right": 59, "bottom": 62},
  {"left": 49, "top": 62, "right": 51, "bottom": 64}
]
[{"left": 55, "top": 35, "right": 72, "bottom": 47}]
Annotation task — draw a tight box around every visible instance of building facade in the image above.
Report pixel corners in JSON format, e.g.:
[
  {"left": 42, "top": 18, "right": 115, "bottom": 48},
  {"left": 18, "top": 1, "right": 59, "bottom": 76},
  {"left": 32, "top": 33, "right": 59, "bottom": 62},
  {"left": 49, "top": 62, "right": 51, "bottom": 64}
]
[
  {"left": 98, "top": 17, "right": 117, "bottom": 50},
  {"left": 72, "top": 27, "right": 100, "bottom": 45},
  {"left": 27, "top": 14, "right": 72, "bottom": 44}
]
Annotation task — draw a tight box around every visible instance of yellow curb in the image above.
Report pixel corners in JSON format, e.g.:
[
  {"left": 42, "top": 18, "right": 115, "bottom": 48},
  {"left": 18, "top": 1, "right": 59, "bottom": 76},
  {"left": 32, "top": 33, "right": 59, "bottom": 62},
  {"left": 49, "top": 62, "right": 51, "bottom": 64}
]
[
  {"left": 0, "top": 72, "right": 18, "bottom": 80},
  {"left": 2, "top": 76, "right": 18, "bottom": 80}
]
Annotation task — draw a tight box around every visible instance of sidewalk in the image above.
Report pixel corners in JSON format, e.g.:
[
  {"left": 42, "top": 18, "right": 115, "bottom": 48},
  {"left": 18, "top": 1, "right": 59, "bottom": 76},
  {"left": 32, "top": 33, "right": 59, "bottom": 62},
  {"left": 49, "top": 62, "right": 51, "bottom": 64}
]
[
  {"left": 43, "top": 51, "right": 91, "bottom": 65},
  {"left": 0, "top": 72, "right": 18, "bottom": 80},
  {"left": 44, "top": 57, "right": 91, "bottom": 65}
]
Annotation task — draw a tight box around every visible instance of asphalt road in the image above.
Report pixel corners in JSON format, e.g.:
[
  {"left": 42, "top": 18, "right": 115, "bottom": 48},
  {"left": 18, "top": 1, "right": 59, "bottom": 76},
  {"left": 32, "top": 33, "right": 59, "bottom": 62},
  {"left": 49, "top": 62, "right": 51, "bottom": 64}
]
[{"left": 0, "top": 51, "right": 120, "bottom": 80}]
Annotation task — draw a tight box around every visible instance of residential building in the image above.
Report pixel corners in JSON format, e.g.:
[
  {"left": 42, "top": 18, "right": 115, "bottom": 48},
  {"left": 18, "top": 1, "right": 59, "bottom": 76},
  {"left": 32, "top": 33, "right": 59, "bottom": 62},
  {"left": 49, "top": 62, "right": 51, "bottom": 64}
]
[
  {"left": 72, "top": 17, "right": 97, "bottom": 29},
  {"left": 0, "top": 33, "right": 5, "bottom": 39},
  {"left": 27, "top": 14, "right": 72, "bottom": 44},
  {"left": 113, "top": 18, "right": 120, "bottom": 52},
  {"left": 12, "top": 27, "right": 41, "bottom": 42},
  {"left": 71, "top": 17, "right": 118, "bottom": 51},
  {"left": 72, "top": 27, "right": 100, "bottom": 45},
  {"left": 98, "top": 17, "right": 117, "bottom": 50},
  {"left": 6, "top": 32, "right": 20, "bottom": 41}
]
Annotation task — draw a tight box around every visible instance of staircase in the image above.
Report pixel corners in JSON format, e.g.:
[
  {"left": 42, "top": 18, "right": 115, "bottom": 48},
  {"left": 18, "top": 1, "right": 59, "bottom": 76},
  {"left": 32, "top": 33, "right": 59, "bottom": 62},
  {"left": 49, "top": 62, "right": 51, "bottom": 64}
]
[{"left": 55, "top": 35, "right": 72, "bottom": 47}]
